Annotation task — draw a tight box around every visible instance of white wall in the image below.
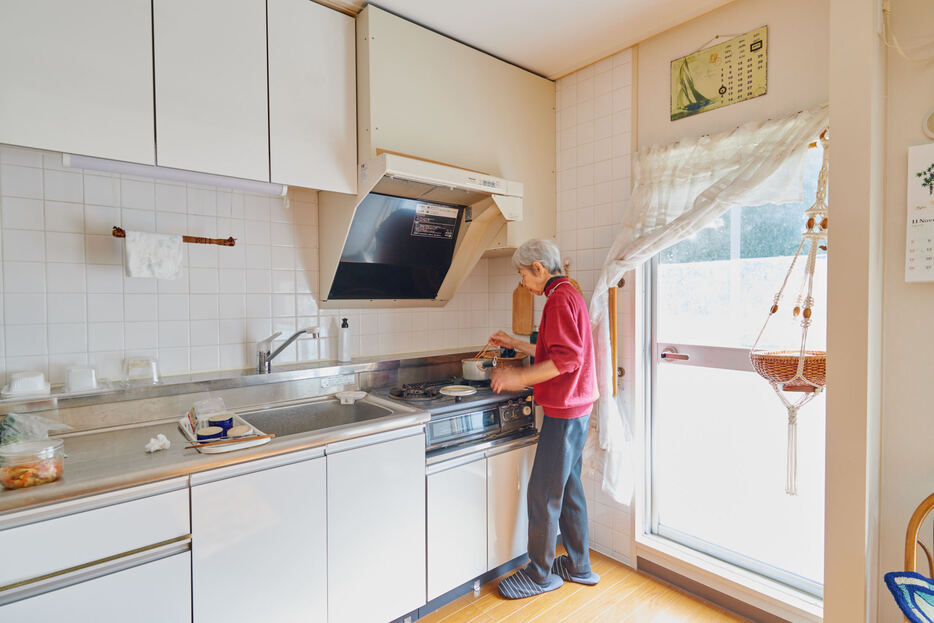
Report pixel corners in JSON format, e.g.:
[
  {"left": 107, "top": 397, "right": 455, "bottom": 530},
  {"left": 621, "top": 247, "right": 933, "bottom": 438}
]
[
  {"left": 631, "top": 0, "right": 831, "bottom": 613},
  {"left": 546, "top": 0, "right": 832, "bottom": 577},
  {"left": 878, "top": 0, "right": 934, "bottom": 620},
  {"left": 637, "top": 0, "right": 828, "bottom": 150},
  {"left": 554, "top": 48, "right": 637, "bottom": 565},
  {"left": 0, "top": 145, "right": 503, "bottom": 385}
]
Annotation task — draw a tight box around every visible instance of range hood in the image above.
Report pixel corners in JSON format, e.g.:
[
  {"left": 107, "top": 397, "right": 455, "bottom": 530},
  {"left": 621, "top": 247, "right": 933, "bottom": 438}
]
[{"left": 317, "top": 153, "right": 523, "bottom": 308}]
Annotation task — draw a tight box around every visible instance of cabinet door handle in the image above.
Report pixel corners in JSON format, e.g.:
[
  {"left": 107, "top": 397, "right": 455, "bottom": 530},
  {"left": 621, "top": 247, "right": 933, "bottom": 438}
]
[{"left": 660, "top": 347, "right": 689, "bottom": 361}]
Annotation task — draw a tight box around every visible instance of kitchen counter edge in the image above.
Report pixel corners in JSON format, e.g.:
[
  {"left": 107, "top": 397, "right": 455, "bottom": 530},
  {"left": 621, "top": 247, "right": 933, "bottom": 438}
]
[{"left": 0, "top": 409, "right": 430, "bottom": 519}]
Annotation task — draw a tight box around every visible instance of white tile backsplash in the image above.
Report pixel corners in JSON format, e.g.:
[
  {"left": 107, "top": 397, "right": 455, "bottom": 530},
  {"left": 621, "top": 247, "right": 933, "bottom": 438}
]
[
  {"left": 557, "top": 49, "right": 635, "bottom": 565},
  {"left": 0, "top": 136, "right": 511, "bottom": 389},
  {"left": 155, "top": 183, "right": 186, "bottom": 213},
  {"left": 5, "top": 293, "right": 47, "bottom": 325},
  {"left": 6, "top": 324, "right": 48, "bottom": 356},
  {"left": 4, "top": 262, "right": 46, "bottom": 293},
  {"left": 121, "top": 178, "right": 155, "bottom": 211},
  {"left": 88, "top": 322, "right": 124, "bottom": 352},
  {"left": 1, "top": 164, "right": 43, "bottom": 199},
  {"left": 87, "top": 293, "right": 123, "bottom": 322},
  {"left": 189, "top": 294, "right": 218, "bottom": 320},
  {"left": 125, "top": 321, "right": 157, "bottom": 350},
  {"left": 84, "top": 174, "right": 120, "bottom": 207},
  {"left": 44, "top": 169, "right": 83, "bottom": 203},
  {"left": 2, "top": 196, "right": 44, "bottom": 230},
  {"left": 125, "top": 294, "right": 157, "bottom": 322},
  {"left": 158, "top": 320, "right": 189, "bottom": 349},
  {"left": 48, "top": 322, "right": 88, "bottom": 355},
  {"left": 45, "top": 232, "right": 85, "bottom": 263},
  {"left": 3, "top": 228, "right": 45, "bottom": 261},
  {"left": 47, "top": 293, "right": 86, "bottom": 323}
]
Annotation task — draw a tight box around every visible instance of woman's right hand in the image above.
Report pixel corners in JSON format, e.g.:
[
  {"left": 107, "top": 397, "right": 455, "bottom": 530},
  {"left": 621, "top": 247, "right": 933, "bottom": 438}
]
[{"left": 489, "top": 330, "right": 517, "bottom": 349}]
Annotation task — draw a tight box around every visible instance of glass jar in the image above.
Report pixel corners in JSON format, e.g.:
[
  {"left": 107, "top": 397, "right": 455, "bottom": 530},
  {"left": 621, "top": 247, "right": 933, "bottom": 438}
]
[{"left": 0, "top": 439, "right": 64, "bottom": 489}]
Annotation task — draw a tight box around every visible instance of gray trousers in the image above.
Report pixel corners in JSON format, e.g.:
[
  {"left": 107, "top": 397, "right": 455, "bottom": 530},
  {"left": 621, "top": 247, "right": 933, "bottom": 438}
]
[{"left": 525, "top": 413, "right": 592, "bottom": 584}]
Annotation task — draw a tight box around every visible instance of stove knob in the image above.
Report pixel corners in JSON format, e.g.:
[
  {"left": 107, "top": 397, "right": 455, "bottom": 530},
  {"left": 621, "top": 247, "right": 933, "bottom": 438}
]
[{"left": 522, "top": 406, "right": 532, "bottom": 416}]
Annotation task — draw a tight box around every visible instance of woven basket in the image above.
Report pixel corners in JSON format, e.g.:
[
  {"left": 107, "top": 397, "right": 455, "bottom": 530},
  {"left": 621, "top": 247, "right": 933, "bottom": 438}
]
[{"left": 750, "top": 350, "right": 826, "bottom": 387}]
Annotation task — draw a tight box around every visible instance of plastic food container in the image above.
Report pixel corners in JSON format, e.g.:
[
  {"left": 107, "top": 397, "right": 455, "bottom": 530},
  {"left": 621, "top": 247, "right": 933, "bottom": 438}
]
[{"left": 0, "top": 439, "right": 64, "bottom": 489}]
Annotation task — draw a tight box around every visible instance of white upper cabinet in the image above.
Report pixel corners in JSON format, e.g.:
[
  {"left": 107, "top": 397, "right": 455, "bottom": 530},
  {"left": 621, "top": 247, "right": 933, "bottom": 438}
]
[
  {"left": 356, "top": 6, "right": 555, "bottom": 250},
  {"left": 153, "top": 0, "right": 269, "bottom": 181},
  {"left": 0, "top": 0, "right": 155, "bottom": 164},
  {"left": 268, "top": 0, "right": 356, "bottom": 193}
]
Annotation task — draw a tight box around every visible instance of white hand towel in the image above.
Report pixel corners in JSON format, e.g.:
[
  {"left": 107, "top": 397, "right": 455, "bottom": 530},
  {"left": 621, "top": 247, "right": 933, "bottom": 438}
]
[{"left": 124, "top": 230, "right": 183, "bottom": 279}]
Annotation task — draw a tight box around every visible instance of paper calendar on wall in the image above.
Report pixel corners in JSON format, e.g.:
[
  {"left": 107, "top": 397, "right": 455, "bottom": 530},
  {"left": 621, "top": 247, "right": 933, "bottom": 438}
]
[
  {"left": 670, "top": 26, "right": 768, "bottom": 121},
  {"left": 906, "top": 143, "right": 934, "bottom": 282}
]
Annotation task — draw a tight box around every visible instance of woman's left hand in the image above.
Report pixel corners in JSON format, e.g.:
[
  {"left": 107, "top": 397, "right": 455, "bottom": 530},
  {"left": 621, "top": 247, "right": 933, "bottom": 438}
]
[{"left": 490, "top": 367, "right": 526, "bottom": 393}]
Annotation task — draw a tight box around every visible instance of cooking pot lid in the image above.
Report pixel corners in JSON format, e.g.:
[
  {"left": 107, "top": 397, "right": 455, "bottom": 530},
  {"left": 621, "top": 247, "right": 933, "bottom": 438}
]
[{"left": 439, "top": 385, "right": 478, "bottom": 397}]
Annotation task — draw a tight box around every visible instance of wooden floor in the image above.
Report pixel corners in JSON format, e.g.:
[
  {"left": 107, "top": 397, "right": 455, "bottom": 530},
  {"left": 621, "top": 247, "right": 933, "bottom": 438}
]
[{"left": 419, "top": 549, "right": 749, "bottom": 622}]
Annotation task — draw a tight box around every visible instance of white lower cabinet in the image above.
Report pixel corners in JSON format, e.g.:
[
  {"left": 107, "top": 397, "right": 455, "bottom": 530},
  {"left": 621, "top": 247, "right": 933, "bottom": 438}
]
[
  {"left": 327, "top": 428, "right": 426, "bottom": 623},
  {"left": 487, "top": 441, "right": 537, "bottom": 570},
  {"left": 191, "top": 448, "right": 327, "bottom": 623},
  {"left": 427, "top": 454, "right": 487, "bottom": 601},
  {"left": 0, "top": 550, "right": 191, "bottom": 623}
]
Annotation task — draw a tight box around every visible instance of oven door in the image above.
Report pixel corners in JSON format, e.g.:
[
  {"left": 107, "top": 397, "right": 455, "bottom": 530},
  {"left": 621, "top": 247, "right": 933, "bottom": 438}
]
[{"left": 425, "top": 407, "right": 499, "bottom": 454}]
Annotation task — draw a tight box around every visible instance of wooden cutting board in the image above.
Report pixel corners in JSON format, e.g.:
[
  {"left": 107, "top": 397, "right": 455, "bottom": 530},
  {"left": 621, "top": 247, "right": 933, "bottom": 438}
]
[
  {"left": 564, "top": 262, "right": 583, "bottom": 295},
  {"left": 512, "top": 282, "right": 534, "bottom": 335}
]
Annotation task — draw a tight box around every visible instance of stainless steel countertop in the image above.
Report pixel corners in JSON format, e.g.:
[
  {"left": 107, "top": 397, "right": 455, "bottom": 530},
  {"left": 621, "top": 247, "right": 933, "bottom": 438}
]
[{"left": 0, "top": 400, "right": 429, "bottom": 517}]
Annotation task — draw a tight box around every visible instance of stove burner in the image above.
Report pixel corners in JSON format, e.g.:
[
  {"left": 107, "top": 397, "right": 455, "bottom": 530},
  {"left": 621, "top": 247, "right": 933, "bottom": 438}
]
[
  {"left": 461, "top": 378, "right": 491, "bottom": 388},
  {"left": 389, "top": 382, "right": 441, "bottom": 401},
  {"left": 387, "top": 377, "right": 494, "bottom": 402}
]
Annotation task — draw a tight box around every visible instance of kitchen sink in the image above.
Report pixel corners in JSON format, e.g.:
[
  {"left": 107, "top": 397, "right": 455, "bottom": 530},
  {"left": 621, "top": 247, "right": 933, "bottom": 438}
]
[{"left": 239, "top": 397, "right": 395, "bottom": 438}]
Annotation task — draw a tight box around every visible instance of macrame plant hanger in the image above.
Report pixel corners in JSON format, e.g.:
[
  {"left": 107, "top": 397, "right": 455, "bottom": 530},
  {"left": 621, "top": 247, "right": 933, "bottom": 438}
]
[{"left": 750, "top": 130, "right": 829, "bottom": 496}]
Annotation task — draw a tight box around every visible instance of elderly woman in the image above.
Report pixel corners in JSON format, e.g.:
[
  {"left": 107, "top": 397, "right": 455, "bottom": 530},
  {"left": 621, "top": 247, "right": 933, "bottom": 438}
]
[{"left": 488, "top": 238, "right": 599, "bottom": 599}]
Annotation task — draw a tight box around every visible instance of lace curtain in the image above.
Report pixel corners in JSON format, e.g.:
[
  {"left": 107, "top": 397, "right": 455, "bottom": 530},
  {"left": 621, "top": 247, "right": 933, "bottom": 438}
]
[{"left": 587, "top": 106, "right": 830, "bottom": 504}]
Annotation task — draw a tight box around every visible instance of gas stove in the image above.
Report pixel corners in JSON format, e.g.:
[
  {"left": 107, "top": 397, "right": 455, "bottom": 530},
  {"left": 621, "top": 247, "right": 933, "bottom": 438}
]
[{"left": 375, "top": 377, "right": 537, "bottom": 456}]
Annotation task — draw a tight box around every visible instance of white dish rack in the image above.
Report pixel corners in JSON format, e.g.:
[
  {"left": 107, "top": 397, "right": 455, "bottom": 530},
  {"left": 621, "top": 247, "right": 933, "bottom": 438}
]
[{"left": 178, "top": 412, "right": 271, "bottom": 454}]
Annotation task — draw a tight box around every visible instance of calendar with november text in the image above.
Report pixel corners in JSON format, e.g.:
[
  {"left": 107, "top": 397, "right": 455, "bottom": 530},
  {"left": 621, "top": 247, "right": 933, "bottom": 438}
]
[{"left": 906, "top": 143, "right": 934, "bottom": 282}]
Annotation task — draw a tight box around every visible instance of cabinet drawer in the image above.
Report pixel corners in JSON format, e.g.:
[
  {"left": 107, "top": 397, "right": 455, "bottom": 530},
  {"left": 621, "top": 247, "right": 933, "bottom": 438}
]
[
  {"left": 0, "top": 550, "right": 191, "bottom": 622},
  {"left": 0, "top": 479, "right": 189, "bottom": 587}
]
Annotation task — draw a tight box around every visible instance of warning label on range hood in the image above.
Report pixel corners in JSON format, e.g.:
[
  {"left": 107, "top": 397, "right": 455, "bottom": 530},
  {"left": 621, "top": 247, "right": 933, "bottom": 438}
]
[{"left": 411, "top": 203, "right": 459, "bottom": 239}]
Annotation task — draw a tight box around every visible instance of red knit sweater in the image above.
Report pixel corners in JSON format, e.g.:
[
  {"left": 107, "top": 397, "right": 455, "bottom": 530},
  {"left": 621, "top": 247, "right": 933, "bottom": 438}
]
[{"left": 533, "top": 277, "right": 597, "bottom": 419}]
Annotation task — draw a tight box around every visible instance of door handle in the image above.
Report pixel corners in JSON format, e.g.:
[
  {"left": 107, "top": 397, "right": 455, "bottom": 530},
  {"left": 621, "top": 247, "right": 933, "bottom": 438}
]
[{"left": 660, "top": 347, "right": 689, "bottom": 361}]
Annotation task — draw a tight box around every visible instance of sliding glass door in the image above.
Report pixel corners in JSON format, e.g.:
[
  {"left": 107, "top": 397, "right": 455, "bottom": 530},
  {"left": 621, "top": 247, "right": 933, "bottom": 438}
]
[{"left": 646, "top": 148, "right": 826, "bottom": 596}]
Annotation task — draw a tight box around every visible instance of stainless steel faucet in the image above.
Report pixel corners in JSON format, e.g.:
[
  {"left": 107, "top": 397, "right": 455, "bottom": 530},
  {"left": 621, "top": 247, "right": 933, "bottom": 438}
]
[{"left": 257, "top": 327, "right": 319, "bottom": 373}]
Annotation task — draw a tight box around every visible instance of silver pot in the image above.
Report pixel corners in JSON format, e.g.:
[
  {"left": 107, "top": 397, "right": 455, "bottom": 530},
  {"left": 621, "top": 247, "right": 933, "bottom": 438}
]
[{"left": 462, "top": 357, "right": 496, "bottom": 381}]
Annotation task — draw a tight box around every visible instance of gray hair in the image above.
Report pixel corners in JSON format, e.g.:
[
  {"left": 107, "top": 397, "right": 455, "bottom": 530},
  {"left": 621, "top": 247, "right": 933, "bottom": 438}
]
[{"left": 512, "top": 238, "right": 562, "bottom": 274}]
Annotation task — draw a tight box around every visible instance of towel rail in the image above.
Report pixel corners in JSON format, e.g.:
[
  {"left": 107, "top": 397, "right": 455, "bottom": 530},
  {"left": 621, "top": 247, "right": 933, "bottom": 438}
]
[{"left": 112, "top": 226, "right": 236, "bottom": 246}]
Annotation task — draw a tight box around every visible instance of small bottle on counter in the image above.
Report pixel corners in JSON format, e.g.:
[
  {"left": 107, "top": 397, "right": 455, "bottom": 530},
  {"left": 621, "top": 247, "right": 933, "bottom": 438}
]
[
  {"left": 338, "top": 318, "right": 352, "bottom": 362},
  {"left": 529, "top": 324, "right": 538, "bottom": 364}
]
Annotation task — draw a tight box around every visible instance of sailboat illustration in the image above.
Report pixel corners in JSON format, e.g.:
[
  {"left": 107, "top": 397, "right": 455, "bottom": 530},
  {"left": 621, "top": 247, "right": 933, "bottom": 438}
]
[{"left": 673, "top": 57, "right": 715, "bottom": 119}]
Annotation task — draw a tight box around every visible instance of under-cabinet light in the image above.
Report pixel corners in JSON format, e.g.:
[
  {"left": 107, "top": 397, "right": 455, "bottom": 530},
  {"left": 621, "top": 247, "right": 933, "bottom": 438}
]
[{"left": 63, "top": 154, "right": 288, "bottom": 197}]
